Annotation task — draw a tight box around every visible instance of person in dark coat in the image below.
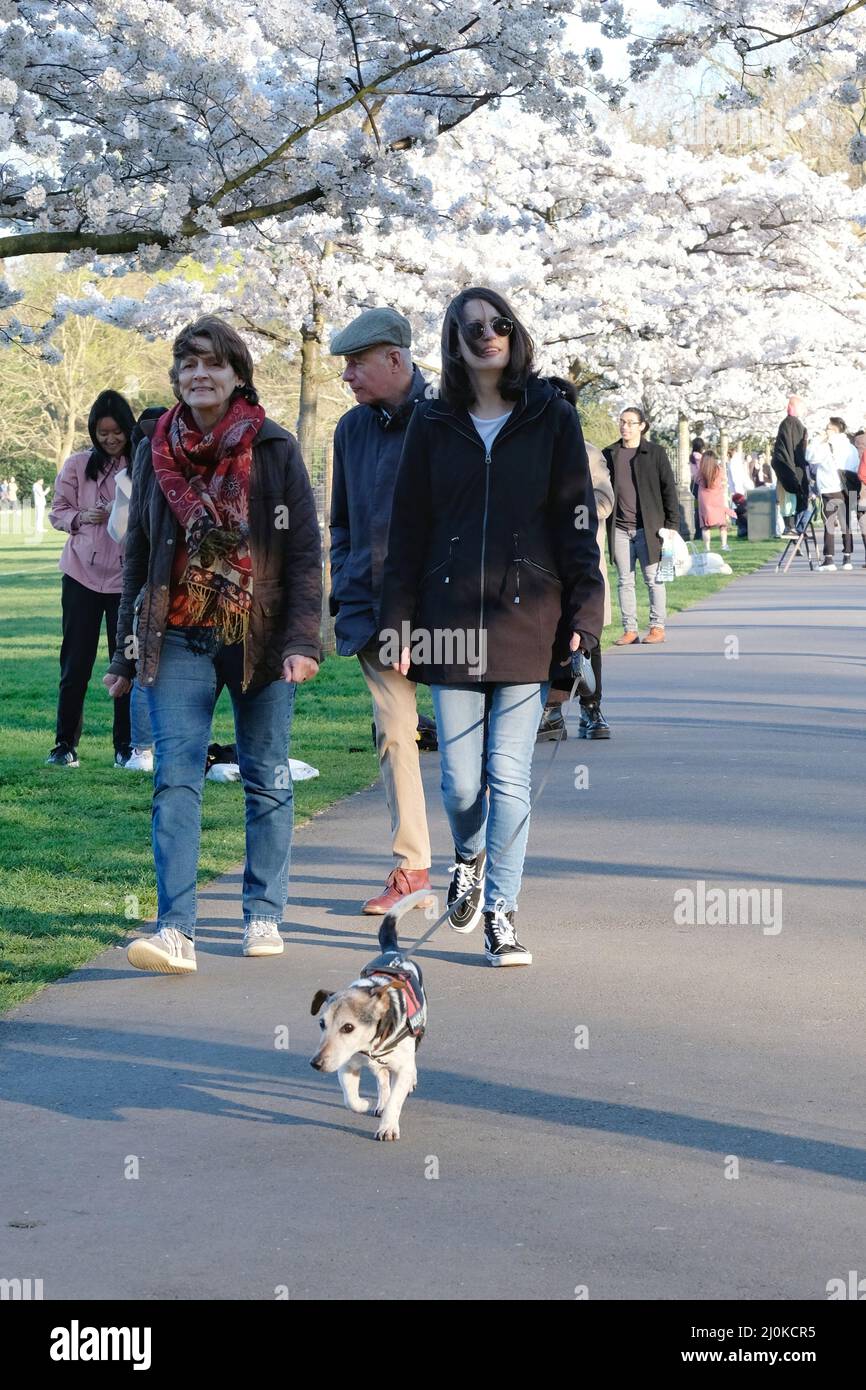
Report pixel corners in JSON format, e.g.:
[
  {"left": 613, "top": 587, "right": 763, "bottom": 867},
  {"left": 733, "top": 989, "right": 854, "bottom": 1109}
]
[
  {"left": 772, "top": 395, "right": 810, "bottom": 527},
  {"left": 329, "top": 308, "right": 434, "bottom": 917},
  {"left": 104, "top": 316, "right": 322, "bottom": 976},
  {"left": 603, "top": 408, "right": 679, "bottom": 645},
  {"left": 380, "top": 287, "right": 604, "bottom": 967}
]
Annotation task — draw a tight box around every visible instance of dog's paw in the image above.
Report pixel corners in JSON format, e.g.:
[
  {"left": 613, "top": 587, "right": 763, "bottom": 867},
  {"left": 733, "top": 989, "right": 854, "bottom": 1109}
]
[
  {"left": 346, "top": 1099, "right": 371, "bottom": 1114},
  {"left": 372, "top": 1105, "right": 384, "bottom": 1117},
  {"left": 375, "top": 1123, "right": 400, "bottom": 1142}
]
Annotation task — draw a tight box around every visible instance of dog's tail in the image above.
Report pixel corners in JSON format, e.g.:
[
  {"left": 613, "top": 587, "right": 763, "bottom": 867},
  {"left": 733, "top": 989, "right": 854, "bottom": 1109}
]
[{"left": 378, "top": 888, "right": 434, "bottom": 954}]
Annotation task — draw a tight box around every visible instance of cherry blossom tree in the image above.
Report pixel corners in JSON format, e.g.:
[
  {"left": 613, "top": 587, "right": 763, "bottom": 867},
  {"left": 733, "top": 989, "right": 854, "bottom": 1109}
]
[
  {"left": 620, "top": 0, "right": 866, "bottom": 171},
  {"left": 0, "top": 0, "right": 609, "bottom": 263},
  {"left": 424, "top": 112, "right": 866, "bottom": 435}
]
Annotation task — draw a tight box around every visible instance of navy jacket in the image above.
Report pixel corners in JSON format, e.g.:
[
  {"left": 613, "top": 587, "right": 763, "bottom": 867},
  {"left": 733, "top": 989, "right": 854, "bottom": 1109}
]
[
  {"left": 329, "top": 367, "right": 429, "bottom": 656},
  {"left": 379, "top": 377, "right": 604, "bottom": 686}
]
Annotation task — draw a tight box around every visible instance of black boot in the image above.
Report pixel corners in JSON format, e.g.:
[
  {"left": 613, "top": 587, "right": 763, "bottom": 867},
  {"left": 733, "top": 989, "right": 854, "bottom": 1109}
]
[
  {"left": 578, "top": 702, "right": 611, "bottom": 740},
  {"left": 537, "top": 703, "right": 567, "bottom": 742}
]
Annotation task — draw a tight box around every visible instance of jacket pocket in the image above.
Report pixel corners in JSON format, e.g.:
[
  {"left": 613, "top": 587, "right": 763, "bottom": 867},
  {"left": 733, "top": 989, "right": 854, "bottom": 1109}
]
[
  {"left": 421, "top": 536, "right": 460, "bottom": 586},
  {"left": 525, "top": 557, "right": 562, "bottom": 588}
]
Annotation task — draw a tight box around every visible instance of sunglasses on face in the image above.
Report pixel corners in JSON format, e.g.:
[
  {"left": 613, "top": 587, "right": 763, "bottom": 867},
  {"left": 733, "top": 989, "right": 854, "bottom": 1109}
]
[{"left": 461, "top": 316, "right": 514, "bottom": 341}]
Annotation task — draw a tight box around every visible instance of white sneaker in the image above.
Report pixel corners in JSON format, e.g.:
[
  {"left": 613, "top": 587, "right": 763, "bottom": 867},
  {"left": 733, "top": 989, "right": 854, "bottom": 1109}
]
[
  {"left": 818, "top": 559, "right": 837, "bottom": 571},
  {"left": 124, "top": 747, "right": 154, "bottom": 771},
  {"left": 842, "top": 559, "right": 853, "bottom": 571},
  {"left": 243, "top": 919, "right": 284, "bottom": 957},
  {"left": 127, "top": 926, "right": 196, "bottom": 974}
]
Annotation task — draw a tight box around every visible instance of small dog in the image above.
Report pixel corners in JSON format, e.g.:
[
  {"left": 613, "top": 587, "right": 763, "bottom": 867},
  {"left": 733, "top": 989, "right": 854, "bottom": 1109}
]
[{"left": 310, "top": 890, "right": 429, "bottom": 1141}]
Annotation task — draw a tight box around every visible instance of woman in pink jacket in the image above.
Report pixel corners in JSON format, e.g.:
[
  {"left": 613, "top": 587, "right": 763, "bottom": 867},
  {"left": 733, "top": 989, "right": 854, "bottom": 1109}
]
[
  {"left": 47, "top": 390, "right": 136, "bottom": 767},
  {"left": 697, "top": 449, "right": 733, "bottom": 552}
]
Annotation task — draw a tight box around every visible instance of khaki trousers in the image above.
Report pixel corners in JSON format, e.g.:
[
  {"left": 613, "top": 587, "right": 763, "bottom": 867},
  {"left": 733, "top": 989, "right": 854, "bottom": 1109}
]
[{"left": 356, "top": 644, "right": 431, "bottom": 870}]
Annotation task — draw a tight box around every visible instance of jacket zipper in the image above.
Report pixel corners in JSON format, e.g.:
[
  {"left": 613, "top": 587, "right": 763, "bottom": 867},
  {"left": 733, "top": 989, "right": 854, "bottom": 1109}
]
[
  {"left": 429, "top": 394, "right": 554, "bottom": 671},
  {"left": 479, "top": 452, "right": 492, "bottom": 646},
  {"left": 445, "top": 534, "right": 458, "bottom": 584},
  {"left": 513, "top": 532, "right": 521, "bottom": 604},
  {"left": 524, "top": 557, "right": 562, "bottom": 586},
  {"left": 421, "top": 535, "right": 459, "bottom": 585}
]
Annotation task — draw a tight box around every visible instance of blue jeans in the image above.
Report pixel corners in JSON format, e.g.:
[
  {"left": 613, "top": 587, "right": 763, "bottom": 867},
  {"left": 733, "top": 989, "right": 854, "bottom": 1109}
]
[
  {"left": 146, "top": 628, "right": 296, "bottom": 939},
  {"left": 431, "top": 682, "right": 548, "bottom": 912},
  {"left": 130, "top": 684, "right": 153, "bottom": 750}
]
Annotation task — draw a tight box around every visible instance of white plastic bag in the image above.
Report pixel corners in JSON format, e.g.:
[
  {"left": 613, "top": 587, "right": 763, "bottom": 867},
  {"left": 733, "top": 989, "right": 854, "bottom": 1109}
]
[
  {"left": 206, "top": 758, "right": 320, "bottom": 783},
  {"left": 656, "top": 527, "right": 692, "bottom": 581},
  {"left": 688, "top": 547, "right": 732, "bottom": 576}
]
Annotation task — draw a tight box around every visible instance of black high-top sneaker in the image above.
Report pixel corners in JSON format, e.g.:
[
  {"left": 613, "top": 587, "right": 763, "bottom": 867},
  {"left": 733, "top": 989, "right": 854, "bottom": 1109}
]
[
  {"left": 447, "top": 849, "right": 486, "bottom": 933},
  {"left": 46, "top": 742, "right": 79, "bottom": 767},
  {"left": 578, "top": 702, "right": 611, "bottom": 740},
  {"left": 483, "top": 902, "right": 532, "bottom": 967}
]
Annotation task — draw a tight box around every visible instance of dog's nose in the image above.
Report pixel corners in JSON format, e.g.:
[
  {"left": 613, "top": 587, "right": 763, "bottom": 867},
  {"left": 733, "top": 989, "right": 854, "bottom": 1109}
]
[{"left": 310, "top": 1056, "right": 323, "bottom": 1071}]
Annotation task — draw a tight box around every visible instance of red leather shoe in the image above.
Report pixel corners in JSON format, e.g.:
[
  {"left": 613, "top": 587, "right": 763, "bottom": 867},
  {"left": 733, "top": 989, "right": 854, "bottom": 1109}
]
[{"left": 362, "top": 868, "right": 434, "bottom": 916}]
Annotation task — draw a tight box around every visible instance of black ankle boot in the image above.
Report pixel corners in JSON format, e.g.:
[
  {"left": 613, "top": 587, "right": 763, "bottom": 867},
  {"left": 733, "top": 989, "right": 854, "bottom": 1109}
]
[
  {"left": 537, "top": 703, "right": 567, "bottom": 742},
  {"left": 578, "top": 702, "right": 611, "bottom": 740}
]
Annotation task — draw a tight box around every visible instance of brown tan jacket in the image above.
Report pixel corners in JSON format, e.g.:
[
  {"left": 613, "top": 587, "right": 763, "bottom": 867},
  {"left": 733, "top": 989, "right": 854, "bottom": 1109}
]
[
  {"left": 107, "top": 419, "right": 322, "bottom": 691},
  {"left": 586, "top": 441, "right": 613, "bottom": 627}
]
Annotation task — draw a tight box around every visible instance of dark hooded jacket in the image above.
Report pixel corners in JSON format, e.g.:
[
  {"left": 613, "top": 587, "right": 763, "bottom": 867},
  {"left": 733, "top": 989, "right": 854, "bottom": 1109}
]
[
  {"left": 378, "top": 377, "right": 604, "bottom": 685},
  {"left": 772, "top": 415, "right": 809, "bottom": 500}
]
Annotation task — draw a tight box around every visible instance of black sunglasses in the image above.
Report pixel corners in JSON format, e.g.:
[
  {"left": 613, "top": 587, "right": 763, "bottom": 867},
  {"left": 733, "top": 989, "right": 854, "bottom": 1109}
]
[{"left": 461, "top": 316, "right": 514, "bottom": 341}]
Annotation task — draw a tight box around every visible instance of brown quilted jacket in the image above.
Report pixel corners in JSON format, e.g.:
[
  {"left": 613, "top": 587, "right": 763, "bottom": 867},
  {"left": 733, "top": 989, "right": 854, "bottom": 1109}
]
[{"left": 107, "top": 418, "right": 322, "bottom": 691}]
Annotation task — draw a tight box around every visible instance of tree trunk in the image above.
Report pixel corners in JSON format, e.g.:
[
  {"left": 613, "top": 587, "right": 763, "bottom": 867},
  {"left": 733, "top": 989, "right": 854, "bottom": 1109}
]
[
  {"left": 296, "top": 323, "right": 321, "bottom": 476},
  {"left": 295, "top": 241, "right": 333, "bottom": 478},
  {"left": 676, "top": 413, "right": 691, "bottom": 491},
  {"left": 719, "top": 427, "right": 729, "bottom": 467},
  {"left": 676, "top": 412, "right": 694, "bottom": 539},
  {"left": 57, "top": 411, "right": 76, "bottom": 472},
  {"left": 320, "top": 438, "right": 336, "bottom": 656}
]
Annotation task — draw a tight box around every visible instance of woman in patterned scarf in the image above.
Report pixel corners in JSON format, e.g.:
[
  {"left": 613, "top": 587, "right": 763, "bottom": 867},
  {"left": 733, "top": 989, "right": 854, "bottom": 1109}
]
[{"left": 104, "top": 316, "right": 322, "bottom": 975}]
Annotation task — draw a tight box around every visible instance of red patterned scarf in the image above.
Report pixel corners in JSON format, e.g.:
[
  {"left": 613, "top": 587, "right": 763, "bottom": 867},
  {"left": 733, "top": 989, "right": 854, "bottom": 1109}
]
[{"left": 151, "top": 398, "right": 265, "bottom": 643}]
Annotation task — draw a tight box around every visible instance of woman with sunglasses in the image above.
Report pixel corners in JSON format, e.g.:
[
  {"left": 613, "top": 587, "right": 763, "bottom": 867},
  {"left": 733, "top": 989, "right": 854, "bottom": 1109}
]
[{"left": 380, "top": 288, "right": 604, "bottom": 966}]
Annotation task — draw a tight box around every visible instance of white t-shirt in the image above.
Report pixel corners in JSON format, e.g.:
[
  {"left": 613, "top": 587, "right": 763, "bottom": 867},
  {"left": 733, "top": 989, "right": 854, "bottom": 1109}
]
[{"left": 469, "top": 410, "right": 512, "bottom": 453}]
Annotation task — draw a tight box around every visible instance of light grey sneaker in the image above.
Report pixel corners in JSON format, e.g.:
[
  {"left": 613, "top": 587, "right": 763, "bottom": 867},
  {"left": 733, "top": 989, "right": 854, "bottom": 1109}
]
[
  {"left": 243, "top": 919, "right": 284, "bottom": 957},
  {"left": 127, "top": 926, "right": 196, "bottom": 975}
]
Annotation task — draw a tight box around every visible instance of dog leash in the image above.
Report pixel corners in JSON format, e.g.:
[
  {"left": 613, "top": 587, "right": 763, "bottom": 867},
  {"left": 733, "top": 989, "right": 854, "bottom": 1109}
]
[{"left": 402, "top": 651, "right": 593, "bottom": 959}]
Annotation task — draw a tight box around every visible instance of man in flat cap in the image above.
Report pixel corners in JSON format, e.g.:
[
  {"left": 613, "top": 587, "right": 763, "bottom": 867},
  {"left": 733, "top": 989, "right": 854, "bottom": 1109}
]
[{"left": 329, "top": 307, "right": 433, "bottom": 915}]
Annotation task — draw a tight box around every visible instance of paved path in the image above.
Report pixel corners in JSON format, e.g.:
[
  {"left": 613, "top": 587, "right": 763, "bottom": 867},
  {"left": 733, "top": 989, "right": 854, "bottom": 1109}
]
[{"left": 2, "top": 556, "right": 865, "bottom": 1300}]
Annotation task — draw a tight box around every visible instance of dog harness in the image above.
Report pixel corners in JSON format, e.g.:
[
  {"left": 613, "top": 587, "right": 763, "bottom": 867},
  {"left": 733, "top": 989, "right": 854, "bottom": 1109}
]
[{"left": 354, "top": 955, "right": 427, "bottom": 1058}]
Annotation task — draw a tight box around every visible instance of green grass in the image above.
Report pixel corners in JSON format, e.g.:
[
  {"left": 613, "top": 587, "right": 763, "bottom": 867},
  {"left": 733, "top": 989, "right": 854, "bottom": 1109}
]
[
  {"left": 0, "top": 529, "right": 382, "bottom": 1013},
  {"left": 0, "top": 526, "right": 781, "bottom": 1013}
]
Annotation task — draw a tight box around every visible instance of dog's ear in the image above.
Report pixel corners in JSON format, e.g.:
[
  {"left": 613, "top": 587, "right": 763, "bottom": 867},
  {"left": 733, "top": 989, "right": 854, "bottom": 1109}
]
[{"left": 310, "top": 989, "right": 334, "bottom": 1016}]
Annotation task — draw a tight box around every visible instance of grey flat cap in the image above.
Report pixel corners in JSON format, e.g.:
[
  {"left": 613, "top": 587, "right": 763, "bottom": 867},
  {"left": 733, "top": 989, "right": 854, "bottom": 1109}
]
[{"left": 330, "top": 307, "right": 412, "bottom": 356}]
